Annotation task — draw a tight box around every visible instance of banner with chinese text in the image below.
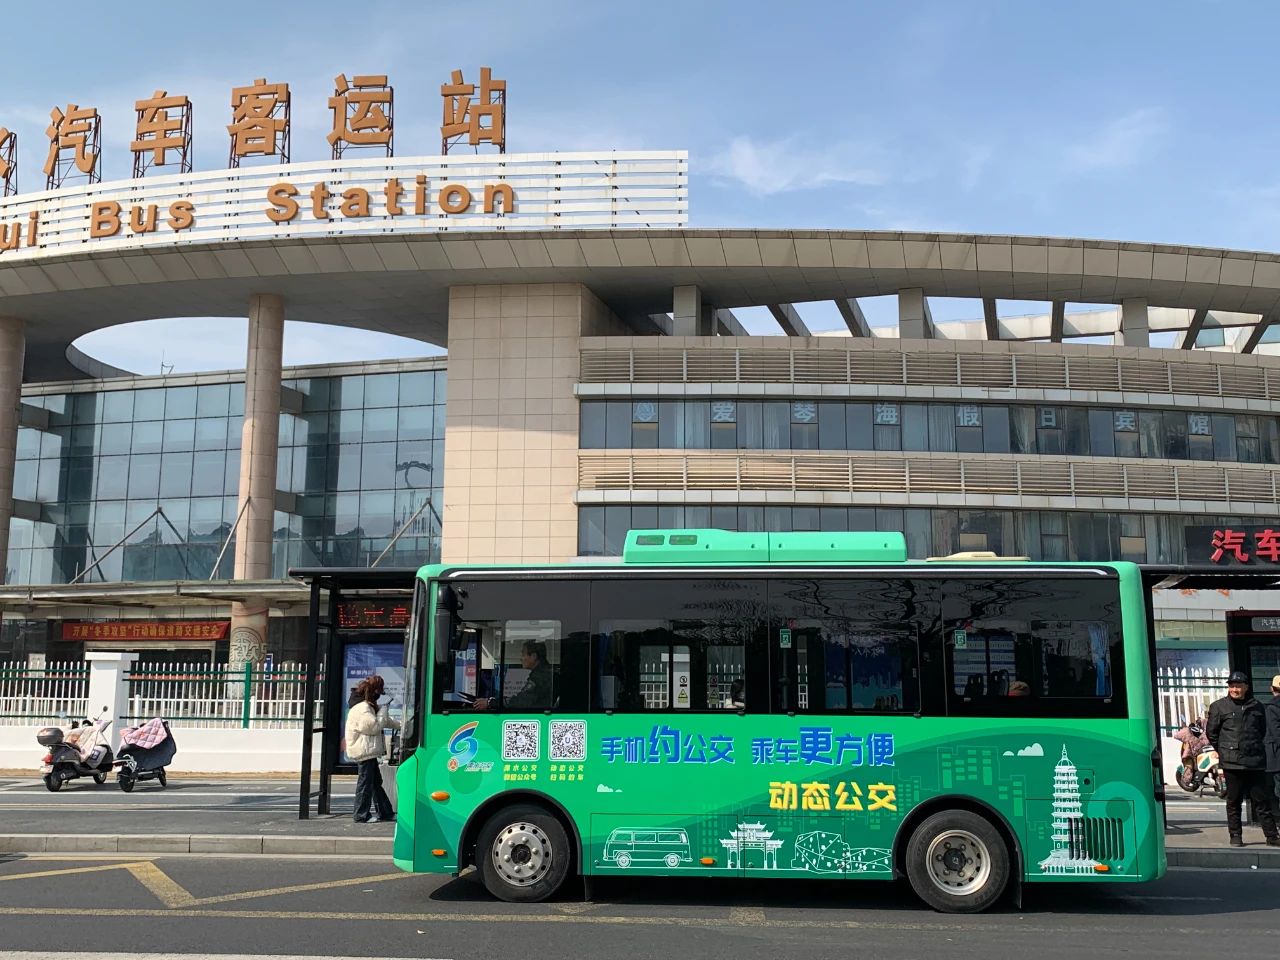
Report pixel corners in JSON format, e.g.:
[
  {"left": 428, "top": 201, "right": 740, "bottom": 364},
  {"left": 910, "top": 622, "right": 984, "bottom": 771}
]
[{"left": 61, "top": 621, "right": 230, "bottom": 641}]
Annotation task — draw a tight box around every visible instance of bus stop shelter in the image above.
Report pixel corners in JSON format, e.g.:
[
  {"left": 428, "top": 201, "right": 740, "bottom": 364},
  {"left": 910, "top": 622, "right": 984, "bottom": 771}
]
[{"left": 290, "top": 567, "right": 417, "bottom": 819}]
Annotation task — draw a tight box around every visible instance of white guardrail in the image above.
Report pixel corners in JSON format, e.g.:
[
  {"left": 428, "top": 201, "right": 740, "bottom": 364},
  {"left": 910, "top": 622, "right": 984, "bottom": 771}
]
[{"left": 0, "top": 151, "right": 688, "bottom": 265}]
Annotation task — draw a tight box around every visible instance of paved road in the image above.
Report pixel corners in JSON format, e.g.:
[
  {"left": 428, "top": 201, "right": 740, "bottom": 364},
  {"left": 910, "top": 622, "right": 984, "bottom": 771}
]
[
  {"left": 0, "top": 775, "right": 1243, "bottom": 842},
  {"left": 0, "top": 852, "right": 1275, "bottom": 960},
  {"left": 0, "top": 776, "right": 391, "bottom": 837}
]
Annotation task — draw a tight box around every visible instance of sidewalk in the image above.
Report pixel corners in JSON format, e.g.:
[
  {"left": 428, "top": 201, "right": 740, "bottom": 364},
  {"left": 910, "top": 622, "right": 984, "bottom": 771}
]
[
  {"left": 0, "top": 776, "right": 1276, "bottom": 867},
  {"left": 0, "top": 775, "right": 394, "bottom": 856}
]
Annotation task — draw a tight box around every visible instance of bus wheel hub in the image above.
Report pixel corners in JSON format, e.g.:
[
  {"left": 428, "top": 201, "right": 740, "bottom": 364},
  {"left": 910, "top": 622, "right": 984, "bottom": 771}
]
[
  {"left": 926, "top": 830, "right": 990, "bottom": 894},
  {"left": 493, "top": 821, "right": 551, "bottom": 886}
]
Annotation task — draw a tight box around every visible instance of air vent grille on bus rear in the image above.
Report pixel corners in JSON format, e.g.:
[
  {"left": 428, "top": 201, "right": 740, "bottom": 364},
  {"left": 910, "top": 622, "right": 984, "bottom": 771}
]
[{"left": 1071, "top": 816, "right": 1126, "bottom": 863}]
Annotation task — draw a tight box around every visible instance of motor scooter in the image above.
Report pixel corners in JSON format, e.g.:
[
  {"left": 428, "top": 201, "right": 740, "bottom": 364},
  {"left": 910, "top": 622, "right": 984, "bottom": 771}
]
[
  {"left": 1174, "top": 720, "right": 1228, "bottom": 798},
  {"left": 37, "top": 708, "right": 114, "bottom": 792}
]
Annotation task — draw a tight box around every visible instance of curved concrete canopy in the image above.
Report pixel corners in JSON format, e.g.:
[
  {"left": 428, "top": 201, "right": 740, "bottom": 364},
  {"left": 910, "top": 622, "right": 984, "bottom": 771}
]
[{"left": 4, "top": 228, "right": 1280, "bottom": 382}]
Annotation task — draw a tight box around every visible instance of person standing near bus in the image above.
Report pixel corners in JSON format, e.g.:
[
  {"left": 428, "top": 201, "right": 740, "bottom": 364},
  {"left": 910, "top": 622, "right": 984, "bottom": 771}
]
[
  {"left": 345, "top": 675, "right": 400, "bottom": 824},
  {"left": 1206, "top": 670, "right": 1280, "bottom": 847},
  {"left": 1266, "top": 675, "right": 1280, "bottom": 821}
]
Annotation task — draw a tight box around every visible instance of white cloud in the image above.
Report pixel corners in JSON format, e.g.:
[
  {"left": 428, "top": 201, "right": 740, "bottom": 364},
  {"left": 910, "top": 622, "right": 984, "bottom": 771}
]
[
  {"left": 596, "top": 784, "right": 620, "bottom": 793},
  {"left": 1064, "top": 108, "right": 1169, "bottom": 174},
  {"left": 1017, "top": 743, "right": 1045, "bottom": 757},
  {"left": 708, "top": 135, "right": 890, "bottom": 196}
]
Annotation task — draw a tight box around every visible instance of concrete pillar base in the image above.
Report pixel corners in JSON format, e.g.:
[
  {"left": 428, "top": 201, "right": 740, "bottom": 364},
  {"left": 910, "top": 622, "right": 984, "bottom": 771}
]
[{"left": 230, "top": 294, "right": 284, "bottom": 665}]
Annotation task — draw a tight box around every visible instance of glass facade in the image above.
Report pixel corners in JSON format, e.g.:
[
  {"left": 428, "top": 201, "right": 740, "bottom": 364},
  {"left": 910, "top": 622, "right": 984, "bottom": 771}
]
[
  {"left": 9, "top": 366, "right": 446, "bottom": 585},
  {"left": 581, "top": 399, "right": 1280, "bottom": 464},
  {"left": 578, "top": 504, "right": 1276, "bottom": 563}
]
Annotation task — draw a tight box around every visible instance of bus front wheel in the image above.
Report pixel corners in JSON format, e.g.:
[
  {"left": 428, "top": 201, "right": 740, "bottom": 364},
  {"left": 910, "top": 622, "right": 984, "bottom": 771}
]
[
  {"left": 905, "top": 810, "right": 1009, "bottom": 914},
  {"left": 477, "top": 804, "right": 572, "bottom": 903}
]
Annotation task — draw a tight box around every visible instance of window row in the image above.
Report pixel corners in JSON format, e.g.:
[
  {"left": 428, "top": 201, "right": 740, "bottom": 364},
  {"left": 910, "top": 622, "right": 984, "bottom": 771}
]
[
  {"left": 14, "top": 440, "right": 444, "bottom": 505},
  {"left": 4, "top": 533, "right": 439, "bottom": 586},
  {"left": 20, "top": 370, "right": 445, "bottom": 428},
  {"left": 433, "top": 576, "right": 1125, "bottom": 719},
  {"left": 17, "top": 405, "right": 444, "bottom": 461},
  {"left": 580, "top": 399, "right": 1280, "bottom": 464},
  {"left": 578, "top": 504, "right": 1270, "bottom": 565}
]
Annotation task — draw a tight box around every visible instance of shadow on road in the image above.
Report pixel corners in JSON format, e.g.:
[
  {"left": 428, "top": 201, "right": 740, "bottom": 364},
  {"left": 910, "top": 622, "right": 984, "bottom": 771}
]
[{"left": 427, "top": 869, "right": 1259, "bottom": 918}]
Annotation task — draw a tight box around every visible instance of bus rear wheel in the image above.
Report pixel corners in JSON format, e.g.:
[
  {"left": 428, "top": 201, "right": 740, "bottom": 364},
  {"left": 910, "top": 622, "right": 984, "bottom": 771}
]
[
  {"left": 905, "top": 810, "right": 1009, "bottom": 913},
  {"left": 477, "top": 804, "right": 572, "bottom": 903}
]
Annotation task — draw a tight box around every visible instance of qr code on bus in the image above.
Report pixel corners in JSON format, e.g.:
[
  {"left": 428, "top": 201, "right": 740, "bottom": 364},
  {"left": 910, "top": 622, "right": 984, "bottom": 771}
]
[
  {"left": 549, "top": 720, "right": 587, "bottom": 761},
  {"left": 502, "top": 720, "right": 540, "bottom": 761}
]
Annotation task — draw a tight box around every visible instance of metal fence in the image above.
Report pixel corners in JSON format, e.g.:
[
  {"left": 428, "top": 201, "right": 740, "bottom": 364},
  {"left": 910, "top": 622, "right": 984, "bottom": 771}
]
[
  {"left": 1156, "top": 666, "right": 1228, "bottom": 734},
  {"left": 0, "top": 661, "right": 89, "bottom": 723},
  {"left": 123, "top": 662, "right": 323, "bottom": 729},
  {"left": 0, "top": 657, "right": 1230, "bottom": 734}
]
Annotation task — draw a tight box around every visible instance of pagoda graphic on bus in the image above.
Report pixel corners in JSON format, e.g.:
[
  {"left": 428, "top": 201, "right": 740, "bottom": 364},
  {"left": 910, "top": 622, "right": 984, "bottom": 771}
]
[{"left": 1038, "top": 744, "right": 1100, "bottom": 875}]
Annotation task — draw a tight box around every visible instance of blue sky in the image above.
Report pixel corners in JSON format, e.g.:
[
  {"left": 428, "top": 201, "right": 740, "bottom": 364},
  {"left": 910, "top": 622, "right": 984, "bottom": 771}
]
[{"left": 5, "top": 0, "right": 1276, "bottom": 371}]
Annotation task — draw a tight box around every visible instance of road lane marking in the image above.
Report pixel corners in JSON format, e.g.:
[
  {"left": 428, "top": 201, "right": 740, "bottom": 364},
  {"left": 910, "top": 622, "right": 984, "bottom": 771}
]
[
  {"left": 125, "top": 862, "right": 198, "bottom": 908},
  {"left": 0, "top": 862, "right": 154, "bottom": 883},
  {"left": 728, "top": 906, "right": 766, "bottom": 923},
  {"left": 187, "top": 870, "right": 415, "bottom": 906},
  {"left": 0, "top": 954, "right": 453, "bottom": 960},
  {"left": 0, "top": 904, "right": 1259, "bottom": 934},
  {"left": 1, "top": 859, "right": 413, "bottom": 909}
]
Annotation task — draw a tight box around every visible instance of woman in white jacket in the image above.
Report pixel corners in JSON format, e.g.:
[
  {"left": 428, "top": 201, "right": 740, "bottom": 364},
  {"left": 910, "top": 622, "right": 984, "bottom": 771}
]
[{"left": 345, "top": 675, "right": 400, "bottom": 823}]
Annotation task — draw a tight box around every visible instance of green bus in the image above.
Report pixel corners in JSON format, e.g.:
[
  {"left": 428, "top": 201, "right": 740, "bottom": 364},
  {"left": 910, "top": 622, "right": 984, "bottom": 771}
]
[{"left": 392, "top": 529, "right": 1166, "bottom": 913}]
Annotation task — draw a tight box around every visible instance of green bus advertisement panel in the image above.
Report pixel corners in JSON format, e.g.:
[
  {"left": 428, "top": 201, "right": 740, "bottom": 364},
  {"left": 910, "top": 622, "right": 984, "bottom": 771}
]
[{"left": 393, "top": 530, "right": 1166, "bottom": 913}]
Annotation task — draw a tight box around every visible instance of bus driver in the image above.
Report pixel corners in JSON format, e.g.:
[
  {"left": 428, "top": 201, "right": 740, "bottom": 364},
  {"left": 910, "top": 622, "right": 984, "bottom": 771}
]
[{"left": 472, "top": 640, "right": 556, "bottom": 711}]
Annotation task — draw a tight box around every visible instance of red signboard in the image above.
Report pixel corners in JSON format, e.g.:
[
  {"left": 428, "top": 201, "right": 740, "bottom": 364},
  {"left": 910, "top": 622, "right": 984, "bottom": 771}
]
[
  {"left": 1185, "top": 525, "right": 1280, "bottom": 565},
  {"left": 61, "top": 621, "right": 230, "bottom": 641}
]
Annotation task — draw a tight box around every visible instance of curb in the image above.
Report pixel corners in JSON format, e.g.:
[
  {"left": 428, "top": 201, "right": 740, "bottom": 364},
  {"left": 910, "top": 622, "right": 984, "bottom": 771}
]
[
  {"left": 0, "top": 834, "right": 393, "bottom": 856},
  {"left": 1167, "top": 846, "right": 1280, "bottom": 870}
]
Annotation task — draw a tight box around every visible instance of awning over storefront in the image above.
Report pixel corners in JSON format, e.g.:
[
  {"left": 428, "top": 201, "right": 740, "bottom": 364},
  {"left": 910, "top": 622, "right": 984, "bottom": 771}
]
[{"left": 0, "top": 578, "right": 312, "bottom": 610}]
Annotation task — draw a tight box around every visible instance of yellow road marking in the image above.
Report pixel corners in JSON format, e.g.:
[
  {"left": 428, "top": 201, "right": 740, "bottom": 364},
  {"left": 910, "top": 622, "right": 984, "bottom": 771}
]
[
  {"left": 189, "top": 871, "right": 414, "bottom": 906},
  {"left": 126, "top": 861, "right": 198, "bottom": 908},
  {"left": 728, "top": 905, "right": 766, "bottom": 923},
  {"left": 0, "top": 904, "right": 990, "bottom": 930},
  {"left": 1, "top": 858, "right": 413, "bottom": 910},
  {"left": 0, "top": 862, "right": 153, "bottom": 883}
]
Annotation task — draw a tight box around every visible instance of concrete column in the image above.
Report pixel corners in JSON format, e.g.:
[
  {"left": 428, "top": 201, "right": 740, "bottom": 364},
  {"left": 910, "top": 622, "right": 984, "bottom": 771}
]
[
  {"left": 85, "top": 651, "right": 139, "bottom": 752},
  {"left": 898, "top": 288, "right": 935, "bottom": 340},
  {"left": 1119, "top": 297, "right": 1150, "bottom": 347},
  {"left": 442, "top": 283, "right": 629, "bottom": 565},
  {"left": 672, "top": 284, "right": 713, "bottom": 336},
  {"left": 230, "top": 294, "right": 284, "bottom": 666},
  {"left": 0, "top": 316, "right": 24, "bottom": 585}
]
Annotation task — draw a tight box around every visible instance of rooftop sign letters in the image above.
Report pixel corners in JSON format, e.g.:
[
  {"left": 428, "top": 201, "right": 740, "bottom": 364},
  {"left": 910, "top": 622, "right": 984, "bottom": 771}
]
[
  {"left": 2, "top": 67, "right": 507, "bottom": 196},
  {"left": 0, "top": 67, "right": 688, "bottom": 261},
  {"left": 1185, "top": 525, "right": 1280, "bottom": 565}
]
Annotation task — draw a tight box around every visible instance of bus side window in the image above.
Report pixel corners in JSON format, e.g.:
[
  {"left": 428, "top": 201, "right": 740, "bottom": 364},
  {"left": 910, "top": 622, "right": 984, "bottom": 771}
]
[
  {"left": 430, "top": 579, "right": 590, "bottom": 713},
  {"left": 590, "top": 577, "right": 767, "bottom": 712},
  {"left": 767, "top": 578, "right": 931, "bottom": 715},
  {"left": 941, "top": 576, "right": 1126, "bottom": 718}
]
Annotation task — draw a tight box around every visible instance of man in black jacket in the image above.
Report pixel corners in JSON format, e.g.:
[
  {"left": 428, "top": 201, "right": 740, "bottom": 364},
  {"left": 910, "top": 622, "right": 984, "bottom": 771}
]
[
  {"left": 1206, "top": 670, "right": 1280, "bottom": 847},
  {"left": 1266, "top": 675, "right": 1280, "bottom": 821}
]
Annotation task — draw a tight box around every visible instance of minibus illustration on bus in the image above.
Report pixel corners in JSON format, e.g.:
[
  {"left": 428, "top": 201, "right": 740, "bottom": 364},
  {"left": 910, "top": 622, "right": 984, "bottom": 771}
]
[{"left": 390, "top": 529, "right": 1166, "bottom": 913}]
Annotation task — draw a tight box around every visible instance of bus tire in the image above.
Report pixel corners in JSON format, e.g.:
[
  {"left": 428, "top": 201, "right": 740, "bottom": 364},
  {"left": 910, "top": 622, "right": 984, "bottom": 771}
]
[
  {"left": 477, "top": 803, "right": 572, "bottom": 903},
  {"left": 905, "top": 809, "right": 1009, "bottom": 914}
]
